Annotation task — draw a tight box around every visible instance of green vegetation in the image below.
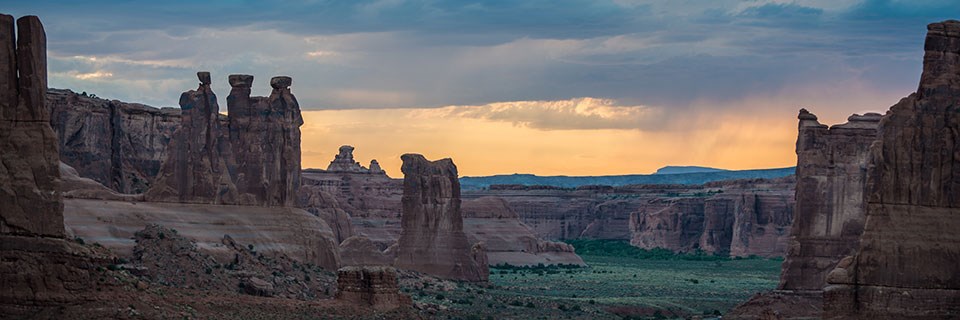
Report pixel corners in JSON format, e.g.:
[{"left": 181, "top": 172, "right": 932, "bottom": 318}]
[
  {"left": 404, "top": 240, "right": 782, "bottom": 319},
  {"left": 564, "top": 239, "right": 735, "bottom": 261}
]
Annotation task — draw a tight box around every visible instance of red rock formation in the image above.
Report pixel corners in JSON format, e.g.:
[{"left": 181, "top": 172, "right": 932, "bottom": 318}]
[
  {"left": 0, "top": 14, "right": 63, "bottom": 237},
  {"left": 335, "top": 266, "right": 409, "bottom": 310},
  {"left": 325, "top": 145, "right": 386, "bottom": 175},
  {"left": 145, "top": 72, "right": 239, "bottom": 204},
  {"left": 228, "top": 75, "right": 303, "bottom": 206},
  {"left": 48, "top": 89, "right": 180, "bottom": 194},
  {"left": 778, "top": 110, "right": 879, "bottom": 291},
  {"left": 824, "top": 20, "right": 960, "bottom": 318},
  {"left": 393, "top": 154, "right": 488, "bottom": 282}
]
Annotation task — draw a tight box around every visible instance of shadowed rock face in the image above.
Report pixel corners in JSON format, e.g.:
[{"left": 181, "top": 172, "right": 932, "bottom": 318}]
[
  {"left": 145, "top": 72, "right": 239, "bottom": 204},
  {"left": 0, "top": 14, "right": 63, "bottom": 237},
  {"left": 144, "top": 73, "right": 303, "bottom": 206},
  {"left": 228, "top": 75, "right": 303, "bottom": 206},
  {"left": 393, "top": 154, "right": 488, "bottom": 282},
  {"left": 49, "top": 89, "right": 180, "bottom": 194},
  {"left": 824, "top": 20, "right": 960, "bottom": 318},
  {"left": 778, "top": 110, "right": 880, "bottom": 291}
]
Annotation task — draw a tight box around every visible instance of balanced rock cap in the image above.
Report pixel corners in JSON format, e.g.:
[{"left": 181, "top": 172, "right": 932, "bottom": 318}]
[
  {"left": 197, "top": 71, "right": 211, "bottom": 85},
  {"left": 271, "top": 76, "right": 292, "bottom": 89},
  {"left": 228, "top": 74, "right": 254, "bottom": 88}
]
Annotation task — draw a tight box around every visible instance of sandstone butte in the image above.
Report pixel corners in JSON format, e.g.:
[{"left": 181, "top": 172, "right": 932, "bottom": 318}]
[
  {"left": 730, "top": 20, "right": 960, "bottom": 319},
  {"left": 823, "top": 19, "right": 960, "bottom": 319},
  {"left": 393, "top": 154, "right": 489, "bottom": 282}
]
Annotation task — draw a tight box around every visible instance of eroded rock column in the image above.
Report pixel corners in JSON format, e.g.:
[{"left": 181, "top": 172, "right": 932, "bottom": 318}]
[
  {"left": 393, "top": 154, "right": 488, "bottom": 282},
  {"left": 144, "top": 72, "right": 238, "bottom": 204},
  {"left": 0, "top": 14, "right": 63, "bottom": 237}
]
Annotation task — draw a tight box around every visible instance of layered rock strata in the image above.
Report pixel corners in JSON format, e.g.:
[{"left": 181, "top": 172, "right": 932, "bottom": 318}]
[
  {"left": 145, "top": 73, "right": 303, "bottom": 206},
  {"left": 0, "top": 14, "right": 63, "bottom": 237},
  {"left": 335, "top": 266, "right": 409, "bottom": 310},
  {"left": 393, "top": 154, "right": 488, "bottom": 282},
  {"left": 824, "top": 20, "right": 960, "bottom": 319}
]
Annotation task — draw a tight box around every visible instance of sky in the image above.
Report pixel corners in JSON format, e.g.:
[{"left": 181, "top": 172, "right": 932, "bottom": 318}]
[{"left": 5, "top": 0, "right": 958, "bottom": 176}]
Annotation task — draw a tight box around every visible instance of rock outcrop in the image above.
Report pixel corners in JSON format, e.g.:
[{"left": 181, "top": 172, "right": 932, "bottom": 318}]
[
  {"left": 335, "top": 266, "right": 409, "bottom": 310},
  {"left": 49, "top": 89, "right": 179, "bottom": 194},
  {"left": 144, "top": 72, "right": 238, "bottom": 204},
  {"left": 144, "top": 73, "right": 303, "bottom": 206},
  {"left": 0, "top": 14, "right": 63, "bottom": 237},
  {"left": 728, "top": 111, "right": 879, "bottom": 319},
  {"left": 824, "top": 20, "right": 960, "bottom": 319},
  {"left": 393, "top": 154, "right": 488, "bottom": 282},
  {"left": 325, "top": 145, "right": 385, "bottom": 175},
  {"left": 339, "top": 235, "right": 393, "bottom": 267},
  {"left": 780, "top": 110, "right": 879, "bottom": 290},
  {"left": 228, "top": 75, "right": 303, "bottom": 206}
]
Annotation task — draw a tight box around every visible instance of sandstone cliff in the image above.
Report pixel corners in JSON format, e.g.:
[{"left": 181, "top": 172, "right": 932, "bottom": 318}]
[
  {"left": 0, "top": 14, "right": 63, "bottom": 237},
  {"left": 727, "top": 111, "right": 879, "bottom": 319},
  {"left": 824, "top": 20, "right": 960, "bottom": 319},
  {"left": 393, "top": 154, "right": 488, "bottom": 282},
  {"left": 49, "top": 89, "right": 179, "bottom": 194},
  {"left": 779, "top": 110, "right": 879, "bottom": 290}
]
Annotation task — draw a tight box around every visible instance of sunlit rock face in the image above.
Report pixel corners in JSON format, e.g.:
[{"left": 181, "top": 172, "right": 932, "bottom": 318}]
[
  {"left": 824, "top": 20, "right": 960, "bottom": 319},
  {"left": 393, "top": 154, "right": 488, "bottom": 282},
  {"left": 0, "top": 14, "right": 63, "bottom": 237}
]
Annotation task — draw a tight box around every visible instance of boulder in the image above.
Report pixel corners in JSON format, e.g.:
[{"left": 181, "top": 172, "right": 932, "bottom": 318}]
[{"left": 335, "top": 266, "right": 409, "bottom": 311}]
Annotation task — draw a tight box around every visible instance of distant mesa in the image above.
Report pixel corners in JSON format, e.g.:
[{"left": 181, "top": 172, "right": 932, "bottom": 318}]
[
  {"left": 652, "top": 166, "right": 728, "bottom": 175},
  {"left": 324, "top": 145, "right": 386, "bottom": 175}
]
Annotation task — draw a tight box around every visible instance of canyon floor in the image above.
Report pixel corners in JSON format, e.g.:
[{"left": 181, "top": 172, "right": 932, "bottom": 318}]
[{"left": 402, "top": 240, "right": 782, "bottom": 320}]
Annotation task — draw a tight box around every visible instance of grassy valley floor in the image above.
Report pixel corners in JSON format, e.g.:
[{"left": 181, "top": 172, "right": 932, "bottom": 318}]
[{"left": 403, "top": 240, "right": 782, "bottom": 319}]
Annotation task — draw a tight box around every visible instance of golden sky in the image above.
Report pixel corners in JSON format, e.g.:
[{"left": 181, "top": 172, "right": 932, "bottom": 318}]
[{"left": 299, "top": 86, "right": 901, "bottom": 177}]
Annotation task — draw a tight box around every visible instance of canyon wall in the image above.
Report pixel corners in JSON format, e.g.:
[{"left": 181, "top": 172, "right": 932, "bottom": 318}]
[
  {"left": 467, "top": 178, "right": 795, "bottom": 257},
  {"left": 824, "top": 20, "right": 960, "bottom": 319},
  {"left": 393, "top": 154, "right": 488, "bottom": 282},
  {"left": 49, "top": 89, "right": 178, "bottom": 194}
]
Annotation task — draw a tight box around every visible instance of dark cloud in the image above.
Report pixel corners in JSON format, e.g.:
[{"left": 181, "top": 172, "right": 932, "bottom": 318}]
[{"left": 2, "top": 0, "right": 952, "bottom": 116}]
